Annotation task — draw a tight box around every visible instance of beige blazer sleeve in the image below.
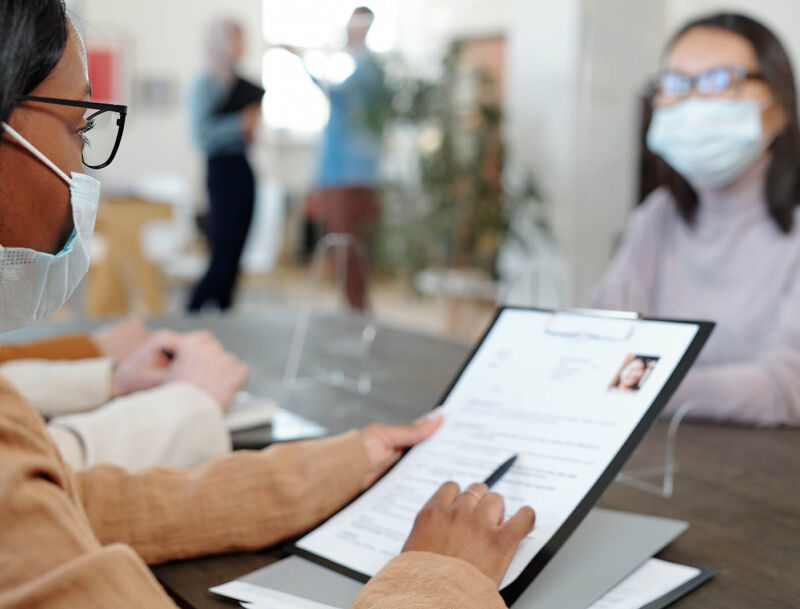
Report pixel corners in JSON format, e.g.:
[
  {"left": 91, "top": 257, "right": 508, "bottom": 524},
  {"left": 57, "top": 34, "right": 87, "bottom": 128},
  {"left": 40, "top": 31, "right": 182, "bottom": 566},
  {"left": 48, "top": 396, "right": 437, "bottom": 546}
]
[
  {"left": 74, "top": 430, "right": 371, "bottom": 564},
  {"left": 352, "top": 552, "right": 508, "bottom": 609},
  {"left": 0, "top": 376, "right": 178, "bottom": 609}
]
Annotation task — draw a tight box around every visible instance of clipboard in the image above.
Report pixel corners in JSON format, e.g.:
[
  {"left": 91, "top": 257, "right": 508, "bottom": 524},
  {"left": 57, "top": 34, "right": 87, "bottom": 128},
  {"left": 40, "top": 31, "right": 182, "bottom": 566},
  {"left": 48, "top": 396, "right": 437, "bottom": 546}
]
[
  {"left": 215, "top": 76, "right": 265, "bottom": 115},
  {"left": 291, "top": 306, "right": 715, "bottom": 606},
  {"left": 544, "top": 308, "right": 640, "bottom": 341}
]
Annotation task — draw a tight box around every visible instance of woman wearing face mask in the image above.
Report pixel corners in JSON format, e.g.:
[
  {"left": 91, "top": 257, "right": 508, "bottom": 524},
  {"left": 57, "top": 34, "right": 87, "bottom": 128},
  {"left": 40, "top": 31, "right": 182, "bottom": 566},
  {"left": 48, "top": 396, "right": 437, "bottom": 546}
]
[
  {"left": 0, "top": 3, "right": 534, "bottom": 607},
  {"left": 594, "top": 13, "right": 800, "bottom": 426}
]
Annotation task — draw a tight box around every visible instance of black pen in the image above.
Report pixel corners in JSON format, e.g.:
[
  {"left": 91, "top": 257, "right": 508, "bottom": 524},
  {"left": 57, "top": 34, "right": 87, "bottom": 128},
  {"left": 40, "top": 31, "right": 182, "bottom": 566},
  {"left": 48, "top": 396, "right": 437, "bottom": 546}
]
[{"left": 484, "top": 454, "right": 518, "bottom": 488}]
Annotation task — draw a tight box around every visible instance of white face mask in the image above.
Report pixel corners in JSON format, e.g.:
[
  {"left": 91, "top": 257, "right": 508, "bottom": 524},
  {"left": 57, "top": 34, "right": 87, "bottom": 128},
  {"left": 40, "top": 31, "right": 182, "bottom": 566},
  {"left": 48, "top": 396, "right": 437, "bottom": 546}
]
[
  {"left": 0, "top": 122, "right": 101, "bottom": 333},
  {"left": 646, "top": 98, "right": 772, "bottom": 190}
]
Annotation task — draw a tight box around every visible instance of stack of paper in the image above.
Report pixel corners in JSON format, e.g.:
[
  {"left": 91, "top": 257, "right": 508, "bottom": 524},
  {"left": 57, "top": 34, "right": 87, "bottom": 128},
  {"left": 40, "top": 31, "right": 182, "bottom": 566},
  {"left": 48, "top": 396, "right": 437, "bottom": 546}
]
[
  {"left": 586, "top": 558, "right": 704, "bottom": 609},
  {"left": 212, "top": 558, "right": 707, "bottom": 609},
  {"left": 210, "top": 580, "right": 339, "bottom": 609},
  {"left": 225, "top": 392, "right": 278, "bottom": 432}
]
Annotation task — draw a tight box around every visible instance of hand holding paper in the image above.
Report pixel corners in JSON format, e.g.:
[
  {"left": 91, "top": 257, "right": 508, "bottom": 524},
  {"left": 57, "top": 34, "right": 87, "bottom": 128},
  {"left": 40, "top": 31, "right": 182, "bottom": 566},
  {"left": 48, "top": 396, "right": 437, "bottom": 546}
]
[{"left": 360, "top": 413, "right": 443, "bottom": 486}]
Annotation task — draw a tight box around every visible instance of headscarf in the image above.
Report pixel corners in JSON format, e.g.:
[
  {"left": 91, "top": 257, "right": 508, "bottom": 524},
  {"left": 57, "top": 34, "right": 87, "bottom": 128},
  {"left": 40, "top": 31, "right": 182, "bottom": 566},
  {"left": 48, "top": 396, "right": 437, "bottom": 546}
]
[{"left": 206, "top": 18, "right": 241, "bottom": 86}]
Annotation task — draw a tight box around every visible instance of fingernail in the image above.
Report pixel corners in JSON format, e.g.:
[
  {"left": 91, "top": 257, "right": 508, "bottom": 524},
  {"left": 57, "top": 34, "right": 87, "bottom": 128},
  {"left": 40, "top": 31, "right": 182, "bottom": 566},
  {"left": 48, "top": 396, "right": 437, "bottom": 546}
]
[{"left": 425, "top": 406, "right": 446, "bottom": 420}]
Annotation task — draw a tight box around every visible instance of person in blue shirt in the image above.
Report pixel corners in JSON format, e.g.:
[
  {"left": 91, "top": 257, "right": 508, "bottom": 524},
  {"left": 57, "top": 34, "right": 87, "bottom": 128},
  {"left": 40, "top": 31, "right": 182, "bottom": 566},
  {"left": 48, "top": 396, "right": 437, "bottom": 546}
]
[
  {"left": 187, "top": 19, "right": 262, "bottom": 312},
  {"left": 288, "top": 7, "right": 385, "bottom": 311}
]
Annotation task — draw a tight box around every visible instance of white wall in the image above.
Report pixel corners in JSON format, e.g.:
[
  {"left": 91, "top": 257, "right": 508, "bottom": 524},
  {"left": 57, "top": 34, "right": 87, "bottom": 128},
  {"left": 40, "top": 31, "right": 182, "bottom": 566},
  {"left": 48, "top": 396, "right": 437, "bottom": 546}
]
[
  {"left": 506, "top": 0, "right": 581, "bottom": 304},
  {"left": 395, "top": 0, "right": 511, "bottom": 68},
  {"left": 506, "top": 0, "right": 667, "bottom": 305},
  {"left": 669, "top": 0, "right": 800, "bottom": 68},
  {"left": 571, "top": 0, "right": 668, "bottom": 303}
]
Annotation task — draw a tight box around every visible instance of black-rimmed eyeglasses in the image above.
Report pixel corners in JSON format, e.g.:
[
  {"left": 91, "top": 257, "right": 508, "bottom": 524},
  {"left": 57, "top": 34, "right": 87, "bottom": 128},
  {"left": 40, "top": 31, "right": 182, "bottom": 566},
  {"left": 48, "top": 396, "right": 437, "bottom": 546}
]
[{"left": 19, "top": 95, "right": 127, "bottom": 169}]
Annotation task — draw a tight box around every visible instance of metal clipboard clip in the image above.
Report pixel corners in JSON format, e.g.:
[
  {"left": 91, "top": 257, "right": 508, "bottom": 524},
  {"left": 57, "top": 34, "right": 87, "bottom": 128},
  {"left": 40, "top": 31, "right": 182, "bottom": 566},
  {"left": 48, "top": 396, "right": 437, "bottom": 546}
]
[{"left": 544, "top": 308, "right": 641, "bottom": 342}]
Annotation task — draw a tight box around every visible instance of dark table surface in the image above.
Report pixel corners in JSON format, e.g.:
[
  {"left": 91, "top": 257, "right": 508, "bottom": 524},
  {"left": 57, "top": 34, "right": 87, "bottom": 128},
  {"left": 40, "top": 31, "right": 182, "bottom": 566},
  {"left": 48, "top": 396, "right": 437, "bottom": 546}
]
[
  {"left": 153, "top": 423, "right": 800, "bottom": 609},
  {"left": 10, "top": 311, "right": 799, "bottom": 608}
]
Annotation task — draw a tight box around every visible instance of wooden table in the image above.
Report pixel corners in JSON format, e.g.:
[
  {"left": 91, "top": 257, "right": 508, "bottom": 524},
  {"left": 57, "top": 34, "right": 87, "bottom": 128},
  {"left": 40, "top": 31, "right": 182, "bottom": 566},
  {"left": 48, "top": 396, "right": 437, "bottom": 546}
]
[
  {"left": 9, "top": 312, "right": 799, "bottom": 607},
  {"left": 88, "top": 195, "right": 173, "bottom": 316}
]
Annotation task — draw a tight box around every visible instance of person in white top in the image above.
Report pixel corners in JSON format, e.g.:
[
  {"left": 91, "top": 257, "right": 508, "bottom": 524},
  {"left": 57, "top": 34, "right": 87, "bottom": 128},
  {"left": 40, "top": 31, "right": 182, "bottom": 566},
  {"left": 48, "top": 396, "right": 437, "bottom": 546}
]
[{"left": 0, "top": 317, "right": 246, "bottom": 470}]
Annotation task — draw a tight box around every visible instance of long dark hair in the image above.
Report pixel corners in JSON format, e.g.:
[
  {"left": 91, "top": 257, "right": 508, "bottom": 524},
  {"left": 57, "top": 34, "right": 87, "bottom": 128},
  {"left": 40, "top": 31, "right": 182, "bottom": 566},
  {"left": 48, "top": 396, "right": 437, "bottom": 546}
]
[
  {"left": 650, "top": 13, "right": 800, "bottom": 233},
  {"left": 0, "top": 0, "right": 69, "bottom": 126}
]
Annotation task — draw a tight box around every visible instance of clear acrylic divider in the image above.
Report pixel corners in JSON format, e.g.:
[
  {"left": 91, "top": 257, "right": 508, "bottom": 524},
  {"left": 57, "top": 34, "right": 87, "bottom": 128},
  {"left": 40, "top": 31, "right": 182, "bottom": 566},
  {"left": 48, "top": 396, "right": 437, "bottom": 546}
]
[
  {"left": 283, "top": 233, "right": 377, "bottom": 396},
  {"left": 615, "top": 400, "right": 700, "bottom": 498}
]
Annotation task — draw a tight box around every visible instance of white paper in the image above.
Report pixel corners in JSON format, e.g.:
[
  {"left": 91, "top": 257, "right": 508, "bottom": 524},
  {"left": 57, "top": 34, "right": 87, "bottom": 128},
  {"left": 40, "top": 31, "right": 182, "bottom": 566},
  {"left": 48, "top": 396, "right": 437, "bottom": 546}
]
[
  {"left": 587, "top": 558, "right": 701, "bottom": 609},
  {"left": 297, "top": 309, "right": 699, "bottom": 589},
  {"left": 242, "top": 602, "right": 340, "bottom": 609},
  {"left": 270, "top": 408, "right": 327, "bottom": 441},
  {"left": 225, "top": 392, "right": 327, "bottom": 439},
  {"left": 210, "top": 581, "right": 340, "bottom": 609}
]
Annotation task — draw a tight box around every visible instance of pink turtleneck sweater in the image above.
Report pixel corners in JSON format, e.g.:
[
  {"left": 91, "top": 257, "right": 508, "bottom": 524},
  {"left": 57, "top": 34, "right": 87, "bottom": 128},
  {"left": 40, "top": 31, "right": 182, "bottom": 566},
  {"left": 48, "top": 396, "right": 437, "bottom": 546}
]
[{"left": 594, "top": 160, "right": 800, "bottom": 426}]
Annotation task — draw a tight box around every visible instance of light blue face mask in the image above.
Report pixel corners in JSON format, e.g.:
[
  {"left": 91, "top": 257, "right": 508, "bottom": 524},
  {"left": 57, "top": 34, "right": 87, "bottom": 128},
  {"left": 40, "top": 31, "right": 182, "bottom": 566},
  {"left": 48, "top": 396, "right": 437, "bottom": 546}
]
[
  {"left": 0, "top": 122, "right": 101, "bottom": 333},
  {"left": 646, "top": 98, "right": 773, "bottom": 190}
]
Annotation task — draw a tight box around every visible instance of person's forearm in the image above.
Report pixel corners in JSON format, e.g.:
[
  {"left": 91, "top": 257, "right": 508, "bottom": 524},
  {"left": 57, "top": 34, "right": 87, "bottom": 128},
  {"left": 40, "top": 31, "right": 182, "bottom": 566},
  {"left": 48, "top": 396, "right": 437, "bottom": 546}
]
[
  {"left": 50, "top": 382, "right": 231, "bottom": 470},
  {"left": 75, "top": 431, "right": 370, "bottom": 564},
  {"left": 665, "top": 361, "right": 799, "bottom": 426},
  {"left": 0, "top": 358, "right": 113, "bottom": 417},
  {"left": 351, "top": 552, "right": 507, "bottom": 609}
]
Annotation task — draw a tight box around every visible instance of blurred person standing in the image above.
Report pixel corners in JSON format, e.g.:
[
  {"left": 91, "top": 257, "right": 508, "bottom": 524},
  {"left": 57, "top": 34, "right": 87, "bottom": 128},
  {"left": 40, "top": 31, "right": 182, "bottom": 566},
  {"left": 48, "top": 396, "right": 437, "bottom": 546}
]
[
  {"left": 289, "top": 7, "right": 386, "bottom": 311},
  {"left": 188, "top": 19, "right": 263, "bottom": 313}
]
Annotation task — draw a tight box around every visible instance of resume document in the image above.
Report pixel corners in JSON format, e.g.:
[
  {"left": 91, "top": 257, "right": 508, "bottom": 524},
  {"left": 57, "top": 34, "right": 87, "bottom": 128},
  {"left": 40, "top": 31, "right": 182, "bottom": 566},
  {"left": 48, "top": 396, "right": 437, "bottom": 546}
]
[{"left": 297, "top": 309, "right": 701, "bottom": 589}]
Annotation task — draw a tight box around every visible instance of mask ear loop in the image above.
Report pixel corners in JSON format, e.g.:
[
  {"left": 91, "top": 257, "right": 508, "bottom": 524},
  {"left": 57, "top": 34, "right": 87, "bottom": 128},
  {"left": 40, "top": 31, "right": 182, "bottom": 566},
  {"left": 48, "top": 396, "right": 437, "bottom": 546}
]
[{"left": 1, "top": 122, "right": 73, "bottom": 186}]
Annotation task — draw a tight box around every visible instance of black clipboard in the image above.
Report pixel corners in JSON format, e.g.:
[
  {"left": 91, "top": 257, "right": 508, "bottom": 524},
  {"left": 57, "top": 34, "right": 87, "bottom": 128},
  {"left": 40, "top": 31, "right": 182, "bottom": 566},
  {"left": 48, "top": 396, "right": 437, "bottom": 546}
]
[
  {"left": 215, "top": 76, "right": 265, "bottom": 115},
  {"left": 292, "top": 306, "right": 715, "bottom": 606},
  {"left": 641, "top": 566, "right": 715, "bottom": 609}
]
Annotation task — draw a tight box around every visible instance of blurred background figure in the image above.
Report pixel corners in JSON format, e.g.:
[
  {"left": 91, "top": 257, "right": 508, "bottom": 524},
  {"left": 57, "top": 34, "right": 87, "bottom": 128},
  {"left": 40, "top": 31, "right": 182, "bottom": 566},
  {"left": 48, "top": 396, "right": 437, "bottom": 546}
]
[
  {"left": 286, "top": 6, "right": 385, "bottom": 311},
  {"left": 187, "top": 19, "right": 264, "bottom": 313}
]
